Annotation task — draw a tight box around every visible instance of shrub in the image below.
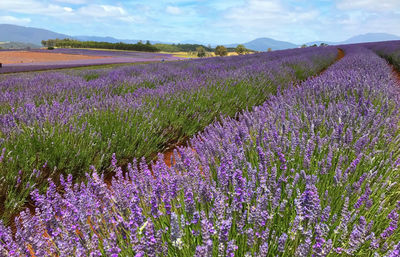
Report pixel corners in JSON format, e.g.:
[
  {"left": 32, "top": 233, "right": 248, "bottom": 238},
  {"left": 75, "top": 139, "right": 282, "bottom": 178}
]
[
  {"left": 215, "top": 45, "right": 228, "bottom": 56},
  {"left": 235, "top": 44, "right": 246, "bottom": 55},
  {"left": 196, "top": 46, "right": 206, "bottom": 57}
]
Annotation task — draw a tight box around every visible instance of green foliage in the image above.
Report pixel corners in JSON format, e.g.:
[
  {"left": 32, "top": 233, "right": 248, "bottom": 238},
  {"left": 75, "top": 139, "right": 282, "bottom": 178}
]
[
  {"left": 47, "top": 46, "right": 54, "bottom": 50},
  {"left": 235, "top": 44, "right": 246, "bottom": 55},
  {"left": 83, "top": 72, "right": 100, "bottom": 81},
  {"left": 41, "top": 38, "right": 159, "bottom": 52},
  {"left": 375, "top": 49, "right": 400, "bottom": 71},
  {"left": 215, "top": 45, "right": 228, "bottom": 56},
  {"left": 155, "top": 43, "right": 213, "bottom": 53},
  {"left": 0, "top": 51, "right": 337, "bottom": 223},
  {"left": 196, "top": 46, "right": 206, "bottom": 57}
]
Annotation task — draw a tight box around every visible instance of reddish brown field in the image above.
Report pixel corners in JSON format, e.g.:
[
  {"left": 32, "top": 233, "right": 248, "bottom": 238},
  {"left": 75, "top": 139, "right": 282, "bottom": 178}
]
[{"left": 0, "top": 51, "right": 108, "bottom": 64}]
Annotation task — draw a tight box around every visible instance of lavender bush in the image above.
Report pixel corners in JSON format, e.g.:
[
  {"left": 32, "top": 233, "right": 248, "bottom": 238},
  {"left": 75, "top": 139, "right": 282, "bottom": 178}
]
[
  {"left": 0, "top": 47, "right": 337, "bottom": 222},
  {"left": 0, "top": 46, "right": 399, "bottom": 256},
  {"left": 363, "top": 40, "right": 400, "bottom": 70}
]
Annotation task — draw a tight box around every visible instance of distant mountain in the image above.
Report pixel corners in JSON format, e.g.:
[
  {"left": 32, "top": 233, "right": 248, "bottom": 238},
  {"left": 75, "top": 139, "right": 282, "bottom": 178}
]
[
  {"left": 226, "top": 38, "right": 298, "bottom": 51},
  {"left": 0, "top": 41, "right": 39, "bottom": 49},
  {"left": 74, "top": 35, "right": 124, "bottom": 43},
  {"left": 0, "top": 24, "right": 69, "bottom": 45},
  {"left": 245, "top": 38, "right": 298, "bottom": 51},
  {"left": 342, "top": 33, "right": 400, "bottom": 44},
  {"left": 305, "top": 33, "right": 400, "bottom": 46},
  {"left": 74, "top": 35, "right": 144, "bottom": 44},
  {"left": 180, "top": 40, "right": 205, "bottom": 45}
]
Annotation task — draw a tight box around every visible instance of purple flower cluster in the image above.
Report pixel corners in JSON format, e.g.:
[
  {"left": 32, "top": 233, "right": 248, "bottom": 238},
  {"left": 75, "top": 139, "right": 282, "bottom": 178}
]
[
  {"left": 0, "top": 47, "right": 335, "bottom": 135},
  {"left": 0, "top": 46, "right": 337, "bottom": 222},
  {"left": 1, "top": 45, "right": 400, "bottom": 256},
  {"left": 362, "top": 40, "right": 400, "bottom": 70}
]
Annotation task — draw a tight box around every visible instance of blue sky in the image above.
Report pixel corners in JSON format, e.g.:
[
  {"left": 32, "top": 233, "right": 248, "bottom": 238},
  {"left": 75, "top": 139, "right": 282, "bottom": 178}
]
[{"left": 0, "top": 0, "right": 399, "bottom": 44}]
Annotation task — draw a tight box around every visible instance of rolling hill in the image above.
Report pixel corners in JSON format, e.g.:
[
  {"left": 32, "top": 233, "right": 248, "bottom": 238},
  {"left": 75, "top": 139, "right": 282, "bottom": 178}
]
[
  {"left": 0, "top": 24, "right": 69, "bottom": 46},
  {"left": 241, "top": 38, "right": 298, "bottom": 51},
  {"left": 305, "top": 33, "right": 400, "bottom": 46}
]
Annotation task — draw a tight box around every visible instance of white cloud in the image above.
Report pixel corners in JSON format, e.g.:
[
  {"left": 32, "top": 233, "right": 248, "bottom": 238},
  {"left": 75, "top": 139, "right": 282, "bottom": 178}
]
[
  {"left": 54, "top": 0, "right": 87, "bottom": 4},
  {"left": 333, "top": 0, "right": 400, "bottom": 40},
  {"left": 75, "top": 4, "right": 142, "bottom": 23},
  {"left": 0, "top": 0, "right": 74, "bottom": 17},
  {"left": 166, "top": 6, "right": 183, "bottom": 15},
  {"left": 336, "top": 0, "right": 400, "bottom": 12},
  {"left": 0, "top": 15, "right": 31, "bottom": 25},
  {"left": 78, "top": 5, "right": 127, "bottom": 18},
  {"left": 0, "top": 1, "right": 137, "bottom": 22},
  {"left": 224, "top": 0, "right": 318, "bottom": 26},
  {"left": 218, "top": 0, "right": 319, "bottom": 40}
]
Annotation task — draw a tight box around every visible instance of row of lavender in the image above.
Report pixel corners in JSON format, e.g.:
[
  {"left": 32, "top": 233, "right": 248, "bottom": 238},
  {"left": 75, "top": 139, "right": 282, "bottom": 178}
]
[
  {"left": 1, "top": 46, "right": 399, "bottom": 256},
  {"left": 0, "top": 49, "right": 180, "bottom": 74},
  {"left": 363, "top": 40, "right": 400, "bottom": 71},
  {"left": 0, "top": 47, "right": 337, "bottom": 222},
  {"left": 30, "top": 48, "right": 177, "bottom": 58}
]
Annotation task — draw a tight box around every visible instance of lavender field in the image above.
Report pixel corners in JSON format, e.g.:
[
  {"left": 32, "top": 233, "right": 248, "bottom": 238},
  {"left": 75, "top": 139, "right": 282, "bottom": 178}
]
[
  {"left": 0, "top": 49, "right": 180, "bottom": 74},
  {"left": 0, "top": 42, "right": 400, "bottom": 256}
]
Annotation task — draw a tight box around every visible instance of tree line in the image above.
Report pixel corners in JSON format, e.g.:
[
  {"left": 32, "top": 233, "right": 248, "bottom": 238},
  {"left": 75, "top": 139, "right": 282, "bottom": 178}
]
[
  {"left": 41, "top": 39, "right": 159, "bottom": 52},
  {"left": 41, "top": 38, "right": 254, "bottom": 56},
  {"left": 154, "top": 43, "right": 214, "bottom": 52}
]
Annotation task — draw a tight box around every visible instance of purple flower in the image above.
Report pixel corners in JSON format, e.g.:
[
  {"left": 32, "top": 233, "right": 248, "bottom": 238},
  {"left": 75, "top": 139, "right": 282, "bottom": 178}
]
[
  {"left": 300, "top": 183, "right": 321, "bottom": 222},
  {"left": 278, "top": 233, "right": 288, "bottom": 252}
]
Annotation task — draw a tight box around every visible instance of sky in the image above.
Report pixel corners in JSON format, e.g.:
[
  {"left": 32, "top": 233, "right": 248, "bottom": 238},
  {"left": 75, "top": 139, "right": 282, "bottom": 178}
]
[{"left": 0, "top": 0, "right": 399, "bottom": 44}]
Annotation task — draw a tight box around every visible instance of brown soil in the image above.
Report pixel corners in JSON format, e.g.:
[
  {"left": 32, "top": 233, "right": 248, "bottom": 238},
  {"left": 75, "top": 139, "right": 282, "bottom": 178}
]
[
  {"left": 391, "top": 65, "right": 400, "bottom": 84},
  {"left": 337, "top": 48, "right": 345, "bottom": 60},
  {"left": 0, "top": 51, "right": 108, "bottom": 64},
  {"left": 314, "top": 48, "right": 344, "bottom": 76}
]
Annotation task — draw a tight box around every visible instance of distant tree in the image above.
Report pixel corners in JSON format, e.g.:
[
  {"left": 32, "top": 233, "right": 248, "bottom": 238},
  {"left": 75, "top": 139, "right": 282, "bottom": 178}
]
[
  {"left": 45, "top": 39, "right": 55, "bottom": 47},
  {"left": 301, "top": 44, "right": 307, "bottom": 48},
  {"left": 196, "top": 46, "right": 206, "bottom": 57},
  {"left": 311, "top": 44, "right": 318, "bottom": 47},
  {"left": 215, "top": 45, "right": 228, "bottom": 56},
  {"left": 267, "top": 48, "right": 272, "bottom": 52},
  {"left": 235, "top": 44, "right": 246, "bottom": 55},
  {"left": 146, "top": 40, "right": 151, "bottom": 45},
  {"left": 319, "top": 43, "right": 328, "bottom": 47},
  {"left": 42, "top": 38, "right": 159, "bottom": 52}
]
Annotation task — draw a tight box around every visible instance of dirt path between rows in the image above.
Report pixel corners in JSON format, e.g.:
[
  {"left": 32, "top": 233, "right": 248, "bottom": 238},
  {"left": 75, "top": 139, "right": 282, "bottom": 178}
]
[
  {"left": 337, "top": 48, "right": 345, "bottom": 60},
  {"left": 391, "top": 65, "right": 400, "bottom": 84},
  {"left": 0, "top": 51, "right": 108, "bottom": 64}
]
